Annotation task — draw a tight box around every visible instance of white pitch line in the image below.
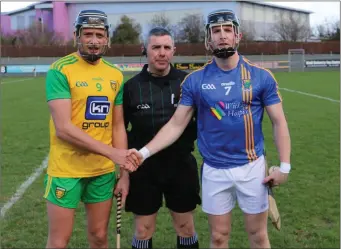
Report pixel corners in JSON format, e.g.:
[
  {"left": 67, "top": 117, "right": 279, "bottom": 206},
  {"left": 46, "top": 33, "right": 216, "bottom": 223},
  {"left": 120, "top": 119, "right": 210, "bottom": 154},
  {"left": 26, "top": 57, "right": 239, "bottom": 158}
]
[
  {"left": 1, "top": 78, "right": 32, "bottom": 84},
  {"left": 279, "top": 87, "right": 340, "bottom": 103},
  {"left": 0, "top": 156, "right": 48, "bottom": 218}
]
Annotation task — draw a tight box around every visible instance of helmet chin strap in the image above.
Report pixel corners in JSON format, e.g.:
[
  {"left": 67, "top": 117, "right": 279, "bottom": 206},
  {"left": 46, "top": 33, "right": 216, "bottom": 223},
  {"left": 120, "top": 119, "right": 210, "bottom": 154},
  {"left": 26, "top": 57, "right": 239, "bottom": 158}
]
[
  {"left": 80, "top": 51, "right": 102, "bottom": 62},
  {"left": 213, "top": 47, "right": 236, "bottom": 59},
  {"left": 77, "top": 42, "right": 107, "bottom": 63}
]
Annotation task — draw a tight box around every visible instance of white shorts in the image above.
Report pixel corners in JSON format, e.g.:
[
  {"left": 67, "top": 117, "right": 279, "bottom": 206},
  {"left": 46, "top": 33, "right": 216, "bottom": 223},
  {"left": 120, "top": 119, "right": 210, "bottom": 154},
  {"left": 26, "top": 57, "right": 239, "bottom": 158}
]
[{"left": 202, "top": 155, "right": 268, "bottom": 215}]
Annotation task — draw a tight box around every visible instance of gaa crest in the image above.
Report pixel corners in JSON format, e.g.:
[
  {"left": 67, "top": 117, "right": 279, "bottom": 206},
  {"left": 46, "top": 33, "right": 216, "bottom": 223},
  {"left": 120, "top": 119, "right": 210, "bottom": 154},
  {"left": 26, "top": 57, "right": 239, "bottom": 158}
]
[
  {"left": 243, "top": 79, "right": 251, "bottom": 90},
  {"left": 55, "top": 187, "right": 66, "bottom": 199},
  {"left": 110, "top": 80, "right": 117, "bottom": 91}
]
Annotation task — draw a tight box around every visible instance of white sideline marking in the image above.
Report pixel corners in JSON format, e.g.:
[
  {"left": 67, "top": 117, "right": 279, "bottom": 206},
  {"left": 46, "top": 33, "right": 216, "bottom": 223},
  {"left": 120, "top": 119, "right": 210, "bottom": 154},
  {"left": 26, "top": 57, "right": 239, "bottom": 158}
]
[
  {"left": 1, "top": 78, "right": 32, "bottom": 84},
  {"left": 279, "top": 88, "right": 340, "bottom": 103},
  {"left": 0, "top": 156, "right": 48, "bottom": 218}
]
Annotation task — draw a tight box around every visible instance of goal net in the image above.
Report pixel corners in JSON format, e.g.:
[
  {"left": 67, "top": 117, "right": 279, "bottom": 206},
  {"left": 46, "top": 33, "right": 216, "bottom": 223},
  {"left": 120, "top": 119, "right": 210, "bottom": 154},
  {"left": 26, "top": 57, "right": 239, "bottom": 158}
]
[{"left": 288, "top": 49, "right": 305, "bottom": 72}]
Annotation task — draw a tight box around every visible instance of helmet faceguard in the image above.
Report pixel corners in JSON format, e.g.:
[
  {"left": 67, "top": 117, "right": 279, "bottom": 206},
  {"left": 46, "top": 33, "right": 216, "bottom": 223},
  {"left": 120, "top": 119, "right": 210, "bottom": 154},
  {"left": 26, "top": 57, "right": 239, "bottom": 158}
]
[
  {"left": 205, "top": 10, "right": 241, "bottom": 59},
  {"left": 74, "top": 10, "right": 111, "bottom": 62}
]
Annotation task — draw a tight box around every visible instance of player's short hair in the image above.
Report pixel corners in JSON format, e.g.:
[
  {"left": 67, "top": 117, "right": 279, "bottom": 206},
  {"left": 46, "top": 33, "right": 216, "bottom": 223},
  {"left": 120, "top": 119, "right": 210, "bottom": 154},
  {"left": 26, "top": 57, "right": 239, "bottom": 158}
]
[{"left": 145, "top": 27, "right": 174, "bottom": 48}]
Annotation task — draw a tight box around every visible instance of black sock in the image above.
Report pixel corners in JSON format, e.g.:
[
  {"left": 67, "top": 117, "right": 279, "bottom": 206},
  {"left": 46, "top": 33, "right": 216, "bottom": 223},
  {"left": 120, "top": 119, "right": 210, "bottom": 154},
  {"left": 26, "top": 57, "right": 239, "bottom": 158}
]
[
  {"left": 132, "top": 236, "right": 152, "bottom": 249},
  {"left": 177, "top": 233, "right": 199, "bottom": 248}
]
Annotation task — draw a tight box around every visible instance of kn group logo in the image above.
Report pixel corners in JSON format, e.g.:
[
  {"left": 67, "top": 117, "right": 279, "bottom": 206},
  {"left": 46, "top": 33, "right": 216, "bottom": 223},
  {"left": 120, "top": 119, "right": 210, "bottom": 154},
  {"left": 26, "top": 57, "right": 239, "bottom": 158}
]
[
  {"left": 83, "top": 96, "right": 110, "bottom": 129},
  {"left": 85, "top": 96, "right": 110, "bottom": 120}
]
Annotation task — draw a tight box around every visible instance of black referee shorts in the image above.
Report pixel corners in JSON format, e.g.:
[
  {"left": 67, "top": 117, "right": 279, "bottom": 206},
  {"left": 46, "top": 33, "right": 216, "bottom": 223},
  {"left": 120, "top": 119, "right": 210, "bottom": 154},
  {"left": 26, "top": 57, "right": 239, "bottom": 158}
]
[{"left": 125, "top": 153, "right": 201, "bottom": 215}]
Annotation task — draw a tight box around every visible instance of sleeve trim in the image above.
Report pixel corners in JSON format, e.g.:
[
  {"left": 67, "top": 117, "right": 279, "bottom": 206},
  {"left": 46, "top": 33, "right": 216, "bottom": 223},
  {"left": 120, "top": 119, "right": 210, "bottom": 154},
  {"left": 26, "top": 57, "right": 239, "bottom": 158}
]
[{"left": 47, "top": 93, "right": 71, "bottom": 102}]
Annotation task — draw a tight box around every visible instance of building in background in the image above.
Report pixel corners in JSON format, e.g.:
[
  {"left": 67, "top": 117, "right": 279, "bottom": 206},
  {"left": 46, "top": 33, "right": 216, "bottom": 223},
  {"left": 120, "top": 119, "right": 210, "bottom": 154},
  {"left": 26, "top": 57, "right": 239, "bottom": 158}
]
[{"left": 1, "top": 0, "right": 312, "bottom": 42}]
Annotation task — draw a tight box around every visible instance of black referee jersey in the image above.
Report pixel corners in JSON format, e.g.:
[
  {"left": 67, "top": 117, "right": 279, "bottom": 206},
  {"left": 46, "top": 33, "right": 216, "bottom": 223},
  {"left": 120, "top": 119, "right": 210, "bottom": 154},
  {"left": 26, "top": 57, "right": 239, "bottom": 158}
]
[{"left": 123, "top": 64, "right": 197, "bottom": 158}]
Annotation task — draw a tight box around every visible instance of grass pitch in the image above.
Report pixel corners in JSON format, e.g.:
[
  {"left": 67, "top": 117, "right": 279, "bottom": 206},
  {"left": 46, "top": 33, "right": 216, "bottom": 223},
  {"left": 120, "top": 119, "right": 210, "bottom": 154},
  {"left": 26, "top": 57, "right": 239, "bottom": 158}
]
[{"left": 1, "top": 71, "right": 339, "bottom": 248}]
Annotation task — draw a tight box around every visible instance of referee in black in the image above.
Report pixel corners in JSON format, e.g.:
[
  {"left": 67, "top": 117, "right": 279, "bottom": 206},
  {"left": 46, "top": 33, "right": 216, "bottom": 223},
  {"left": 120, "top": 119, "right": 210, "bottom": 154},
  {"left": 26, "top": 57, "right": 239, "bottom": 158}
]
[{"left": 123, "top": 27, "right": 201, "bottom": 249}]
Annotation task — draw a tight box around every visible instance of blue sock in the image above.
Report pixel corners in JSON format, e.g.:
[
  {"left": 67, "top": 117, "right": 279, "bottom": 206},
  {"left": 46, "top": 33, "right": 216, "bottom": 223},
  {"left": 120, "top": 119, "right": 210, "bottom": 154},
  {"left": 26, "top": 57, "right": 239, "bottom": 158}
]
[
  {"left": 177, "top": 233, "right": 199, "bottom": 248},
  {"left": 132, "top": 236, "right": 152, "bottom": 249}
]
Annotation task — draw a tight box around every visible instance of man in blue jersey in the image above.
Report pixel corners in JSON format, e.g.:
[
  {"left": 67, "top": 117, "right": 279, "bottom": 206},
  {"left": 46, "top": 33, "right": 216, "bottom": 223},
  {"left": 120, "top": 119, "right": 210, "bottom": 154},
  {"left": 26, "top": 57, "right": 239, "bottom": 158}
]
[{"left": 129, "top": 9, "right": 291, "bottom": 248}]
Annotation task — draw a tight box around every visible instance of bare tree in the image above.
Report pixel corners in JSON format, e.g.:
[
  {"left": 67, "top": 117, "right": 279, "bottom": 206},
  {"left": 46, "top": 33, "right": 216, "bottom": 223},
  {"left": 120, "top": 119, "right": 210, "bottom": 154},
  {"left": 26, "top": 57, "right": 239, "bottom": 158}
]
[
  {"left": 272, "top": 12, "right": 311, "bottom": 41},
  {"left": 177, "top": 13, "right": 205, "bottom": 43},
  {"left": 315, "top": 24, "right": 326, "bottom": 38},
  {"left": 240, "top": 21, "right": 256, "bottom": 42},
  {"left": 148, "top": 12, "right": 172, "bottom": 30},
  {"left": 260, "top": 31, "right": 275, "bottom": 41},
  {"left": 259, "top": 23, "right": 276, "bottom": 41},
  {"left": 4, "top": 21, "right": 65, "bottom": 46},
  {"left": 314, "top": 18, "right": 340, "bottom": 40},
  {"left": 170, "top": 24, "right": 183, "bottom": 43},
  {"left": 146, "top": 12, "right": 178, "bottom": 40}
]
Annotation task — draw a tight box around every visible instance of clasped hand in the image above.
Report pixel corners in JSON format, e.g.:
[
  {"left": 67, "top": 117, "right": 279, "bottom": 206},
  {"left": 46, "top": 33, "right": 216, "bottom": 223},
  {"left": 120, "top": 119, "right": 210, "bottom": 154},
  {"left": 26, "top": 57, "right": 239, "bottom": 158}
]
[{"left": 111, "top": 148, "right": 144, "bottom": 172}]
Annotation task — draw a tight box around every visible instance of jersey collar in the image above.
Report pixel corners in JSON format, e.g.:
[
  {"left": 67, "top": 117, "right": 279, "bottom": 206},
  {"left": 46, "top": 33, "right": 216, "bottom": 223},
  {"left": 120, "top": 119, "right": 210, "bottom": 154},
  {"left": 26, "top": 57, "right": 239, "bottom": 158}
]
[
  {"left": 211, "top": 53, "right": 243, "bottom": 73},
  {"left": 140, "top": 63, "right": 178, "bottom": 80}
]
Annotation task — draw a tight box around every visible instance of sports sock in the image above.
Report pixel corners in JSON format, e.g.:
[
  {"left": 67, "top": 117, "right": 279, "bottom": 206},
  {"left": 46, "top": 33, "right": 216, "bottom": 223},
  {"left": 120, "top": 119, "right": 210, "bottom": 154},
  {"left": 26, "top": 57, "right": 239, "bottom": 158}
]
[
  {"left": 132, "top": 236, "right": 152, "bottom": 249},
  {"left": 177, "top": 233, "right": 199, "bottom": 248}
]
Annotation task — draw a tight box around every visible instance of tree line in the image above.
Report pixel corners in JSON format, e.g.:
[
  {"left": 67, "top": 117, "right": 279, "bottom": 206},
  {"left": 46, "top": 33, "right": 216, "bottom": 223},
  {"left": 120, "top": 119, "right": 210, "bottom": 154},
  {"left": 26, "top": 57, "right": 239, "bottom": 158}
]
[{"left": 1, "top": 12, "right": 339, "bottom": 46}]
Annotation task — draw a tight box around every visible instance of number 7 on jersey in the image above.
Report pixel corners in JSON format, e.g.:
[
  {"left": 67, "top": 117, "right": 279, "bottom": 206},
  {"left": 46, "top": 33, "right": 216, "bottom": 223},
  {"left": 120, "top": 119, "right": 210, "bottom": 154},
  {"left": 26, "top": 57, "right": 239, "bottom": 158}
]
[{"left": 221, "top": 82, "right": 235, "bottom": 96}]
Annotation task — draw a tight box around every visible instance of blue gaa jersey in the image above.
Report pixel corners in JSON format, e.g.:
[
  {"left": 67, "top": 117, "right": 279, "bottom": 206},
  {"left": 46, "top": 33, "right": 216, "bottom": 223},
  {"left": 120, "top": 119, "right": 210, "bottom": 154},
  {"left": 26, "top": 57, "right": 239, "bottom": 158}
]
[{"left": 179, "top": 54, "right": 282, "bottom": 169}]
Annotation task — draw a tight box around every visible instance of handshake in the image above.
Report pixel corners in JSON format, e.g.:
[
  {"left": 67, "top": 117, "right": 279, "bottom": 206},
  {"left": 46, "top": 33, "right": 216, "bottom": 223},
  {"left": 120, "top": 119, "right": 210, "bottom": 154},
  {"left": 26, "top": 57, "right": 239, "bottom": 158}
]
[{"left": 110, "top": 147, "right": 150, "bottom": 172}]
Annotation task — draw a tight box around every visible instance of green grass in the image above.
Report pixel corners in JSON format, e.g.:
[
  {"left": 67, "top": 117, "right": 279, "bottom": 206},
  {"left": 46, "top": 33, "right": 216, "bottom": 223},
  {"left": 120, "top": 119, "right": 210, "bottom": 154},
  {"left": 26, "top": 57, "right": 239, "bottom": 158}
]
[
  {"left": 1, "top": 71, "right": 340, "bottom": 248},
  {"left": 275, "top": 71, "right": 340, "bottom": 100}
]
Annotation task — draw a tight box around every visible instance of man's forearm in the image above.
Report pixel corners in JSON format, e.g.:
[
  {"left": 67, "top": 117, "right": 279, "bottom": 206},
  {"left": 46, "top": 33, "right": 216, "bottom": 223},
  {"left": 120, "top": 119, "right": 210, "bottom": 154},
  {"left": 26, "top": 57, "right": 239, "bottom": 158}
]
[
  {"left": 142, "top": 119, "right": 186, "bottom": 157},
  {"left": 273, "top": 122, "right": 291, "bottom": 164},
  {"left": 56, "top": 122, "right": 114, "bottom": 159},
  {"left": 112, "top": 125, "right": 129, "bottom": 178}
]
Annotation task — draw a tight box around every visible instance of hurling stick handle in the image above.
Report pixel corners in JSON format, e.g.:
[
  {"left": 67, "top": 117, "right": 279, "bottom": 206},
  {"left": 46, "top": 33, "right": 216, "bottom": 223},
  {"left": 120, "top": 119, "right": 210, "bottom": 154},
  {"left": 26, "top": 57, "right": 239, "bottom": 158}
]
[{"left": 116, "top": 192, "right": 122, "bottom": 249}]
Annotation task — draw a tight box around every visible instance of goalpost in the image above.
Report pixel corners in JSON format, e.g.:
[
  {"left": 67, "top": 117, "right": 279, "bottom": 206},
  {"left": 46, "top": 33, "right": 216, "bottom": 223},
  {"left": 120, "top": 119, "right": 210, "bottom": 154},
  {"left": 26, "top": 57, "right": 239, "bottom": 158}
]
[{"left": 288, "top": 49, "right": 305, "bottom": 72}]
